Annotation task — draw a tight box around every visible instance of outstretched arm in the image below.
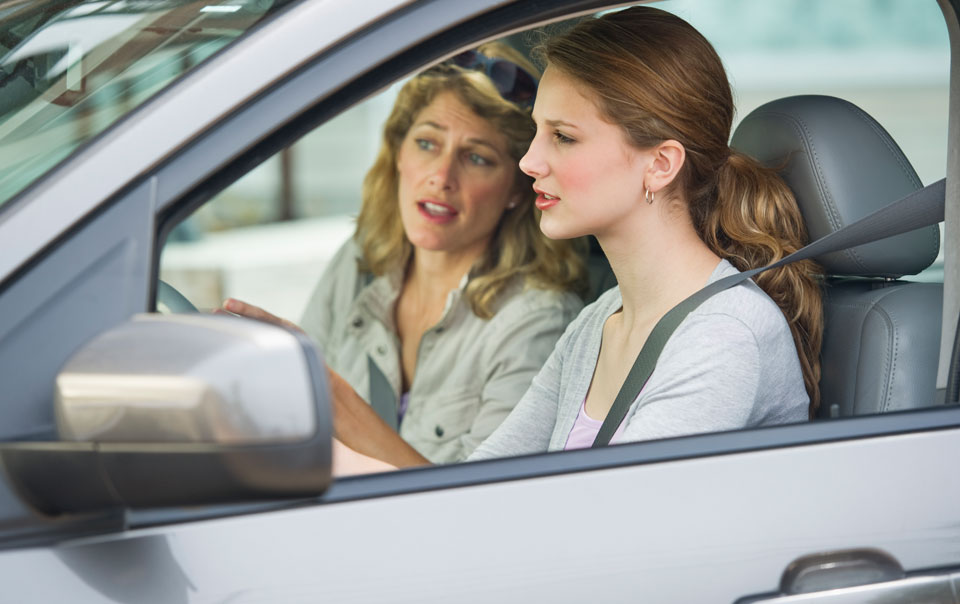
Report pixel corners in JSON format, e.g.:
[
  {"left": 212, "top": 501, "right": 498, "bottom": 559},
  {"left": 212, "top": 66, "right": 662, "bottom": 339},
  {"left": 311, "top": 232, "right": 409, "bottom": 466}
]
[
  {"left": 326, "top": 367, "right": 431, "bottom": 468},
  {"left": 219, "top": 297, "right": 429, "bottom": 468}
]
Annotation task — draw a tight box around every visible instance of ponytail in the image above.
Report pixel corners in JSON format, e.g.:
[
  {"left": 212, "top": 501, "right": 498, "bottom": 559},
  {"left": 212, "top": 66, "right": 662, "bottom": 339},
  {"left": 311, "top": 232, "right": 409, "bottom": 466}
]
[{"left": 703, "top": 151, "right": 823, "bottom": 417}]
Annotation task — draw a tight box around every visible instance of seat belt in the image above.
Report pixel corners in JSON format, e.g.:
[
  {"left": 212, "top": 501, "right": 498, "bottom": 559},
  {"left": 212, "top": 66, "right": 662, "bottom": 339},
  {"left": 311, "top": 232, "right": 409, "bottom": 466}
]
[
  {"left": 368, "top": 355, "right": 399, "bottom": 431},
  {"left": 592, "top": 178, "right": 947, "bottom": 447}
]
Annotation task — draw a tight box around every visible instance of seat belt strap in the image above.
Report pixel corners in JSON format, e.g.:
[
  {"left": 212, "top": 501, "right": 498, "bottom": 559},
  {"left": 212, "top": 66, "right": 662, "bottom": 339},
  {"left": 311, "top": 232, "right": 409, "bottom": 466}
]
[
  {"left": 368, "top": 355, "right": 399, "bottom": 431},
  {"left": 592, "top": 178, "right": 946, "bottom": 447}
]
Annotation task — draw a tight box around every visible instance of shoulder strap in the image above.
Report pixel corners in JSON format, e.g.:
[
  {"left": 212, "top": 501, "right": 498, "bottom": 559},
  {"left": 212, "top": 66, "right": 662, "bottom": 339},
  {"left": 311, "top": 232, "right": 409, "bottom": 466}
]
[{"left": 592, "top": 178, "right": 946, "bottom": 447}]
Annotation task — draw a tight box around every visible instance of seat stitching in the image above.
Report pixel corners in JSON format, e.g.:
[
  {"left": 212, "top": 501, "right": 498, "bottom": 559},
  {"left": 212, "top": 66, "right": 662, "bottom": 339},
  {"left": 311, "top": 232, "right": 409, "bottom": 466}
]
[
  {"left": 828, "top": 291, "right": 901, "bottom": 414},
  {"left": 865, "top": 303, "right": 898, "bottom": 414},
  {"left": 751, "top": 109, "right": 868, "bottom": 273},
  {"left": 847, "top": 103, "right": 922, "bottom": 190}
]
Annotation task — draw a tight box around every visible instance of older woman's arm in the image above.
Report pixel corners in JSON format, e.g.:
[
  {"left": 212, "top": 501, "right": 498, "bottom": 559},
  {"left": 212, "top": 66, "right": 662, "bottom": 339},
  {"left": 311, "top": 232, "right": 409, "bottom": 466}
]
[
  {"left": 331, "top": 291, "right": 581, "bottom": 467},
  {"left": 327, "top": 367, "right": 431, "bottom": 468}
]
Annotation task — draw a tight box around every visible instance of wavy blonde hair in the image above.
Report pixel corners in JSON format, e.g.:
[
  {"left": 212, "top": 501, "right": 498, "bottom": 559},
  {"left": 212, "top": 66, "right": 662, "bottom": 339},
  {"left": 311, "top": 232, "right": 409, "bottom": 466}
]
[
  {"left": 356, "top": 42, "right": 587, "bottom": 318},
  {"left": 543, "top": 7, "right": 824, "bottom": 416}
]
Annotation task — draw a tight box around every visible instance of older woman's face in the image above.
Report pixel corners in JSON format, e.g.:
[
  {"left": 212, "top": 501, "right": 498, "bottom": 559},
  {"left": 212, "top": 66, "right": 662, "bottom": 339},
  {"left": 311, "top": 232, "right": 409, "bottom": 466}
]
[{"left": 396, "top": 91, "right": 521, "bottom": 258}]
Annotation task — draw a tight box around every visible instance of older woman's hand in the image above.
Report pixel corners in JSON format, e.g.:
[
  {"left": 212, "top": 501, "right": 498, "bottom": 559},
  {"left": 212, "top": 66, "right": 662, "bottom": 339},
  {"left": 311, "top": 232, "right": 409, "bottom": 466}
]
[
  {"left": 332, "top": 438, "right": 398, "bottom": 476},
  {"left": 217, "top": 298, "right": 304, "bottom": 333}
]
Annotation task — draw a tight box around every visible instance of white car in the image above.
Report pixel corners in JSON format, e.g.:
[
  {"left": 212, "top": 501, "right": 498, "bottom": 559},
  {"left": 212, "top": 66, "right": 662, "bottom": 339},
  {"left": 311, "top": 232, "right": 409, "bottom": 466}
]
[{"left": 0, "top": 0, "right": 957, "bottom": 601}]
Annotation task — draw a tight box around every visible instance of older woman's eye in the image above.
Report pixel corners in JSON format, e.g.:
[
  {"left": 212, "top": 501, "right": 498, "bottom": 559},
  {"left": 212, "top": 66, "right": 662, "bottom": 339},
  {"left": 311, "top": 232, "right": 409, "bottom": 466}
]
[
  {"left": 415, "top": 138, "right": 436, "bottom": 151},
  {"left": 553, "top": 131, "right": 575, "bottom": 145},
  {"left": 467, "top": 152, "right": 494, "bottom": 166}
]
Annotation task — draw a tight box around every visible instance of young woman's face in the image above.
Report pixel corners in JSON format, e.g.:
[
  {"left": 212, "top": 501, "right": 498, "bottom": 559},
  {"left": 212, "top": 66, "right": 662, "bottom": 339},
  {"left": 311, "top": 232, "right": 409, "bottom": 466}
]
[
  {"left": 519, "top": 66, "right": 650, "bottom": 240},
  {"left": 396, "top": 91, "right": 520, "bottom": 258}
]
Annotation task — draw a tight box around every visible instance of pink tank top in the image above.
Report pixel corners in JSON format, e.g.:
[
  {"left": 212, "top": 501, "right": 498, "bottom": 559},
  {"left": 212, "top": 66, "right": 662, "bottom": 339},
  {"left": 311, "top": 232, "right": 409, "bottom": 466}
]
[{"left": 563, "top": 399, "right": 627, "bottom": 450}]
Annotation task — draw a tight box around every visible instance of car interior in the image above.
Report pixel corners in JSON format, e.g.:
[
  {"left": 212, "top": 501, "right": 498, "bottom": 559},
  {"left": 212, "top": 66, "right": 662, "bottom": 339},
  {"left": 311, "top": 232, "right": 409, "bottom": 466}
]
[{"left": 156, "top": 8, "right": 951, "bottom": 440}]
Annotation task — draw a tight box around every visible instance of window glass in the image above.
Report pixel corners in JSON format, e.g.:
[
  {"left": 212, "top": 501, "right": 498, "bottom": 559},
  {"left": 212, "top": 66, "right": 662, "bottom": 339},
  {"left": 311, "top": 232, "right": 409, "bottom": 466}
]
[
  {"left": 160, "top": 82, "right": 402, "bottom": 317},
  {"left": 0, "top": 0, "right": 293, "bottom": 211},
  {"left": 662, "top": 0, "right": 949, "bottom": 281}
]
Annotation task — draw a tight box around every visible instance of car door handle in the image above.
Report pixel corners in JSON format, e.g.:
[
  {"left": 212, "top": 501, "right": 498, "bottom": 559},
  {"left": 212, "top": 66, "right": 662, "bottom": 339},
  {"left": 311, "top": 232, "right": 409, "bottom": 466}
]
[{"left": 736, "top": 548, "right": 960, "bottom": 603}]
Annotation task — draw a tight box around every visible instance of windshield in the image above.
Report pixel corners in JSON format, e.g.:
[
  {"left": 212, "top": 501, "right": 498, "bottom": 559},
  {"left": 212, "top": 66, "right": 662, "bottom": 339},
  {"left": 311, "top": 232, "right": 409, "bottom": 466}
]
[{"left": 0, "top": 0, "right": 289, "bottom": 210}]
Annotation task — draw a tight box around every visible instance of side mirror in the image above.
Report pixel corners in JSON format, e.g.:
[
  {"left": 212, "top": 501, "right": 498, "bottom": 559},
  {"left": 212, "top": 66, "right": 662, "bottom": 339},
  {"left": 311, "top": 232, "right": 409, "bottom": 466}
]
[{"left": 2, "top": 314, "right": 332, "bottom": 514}]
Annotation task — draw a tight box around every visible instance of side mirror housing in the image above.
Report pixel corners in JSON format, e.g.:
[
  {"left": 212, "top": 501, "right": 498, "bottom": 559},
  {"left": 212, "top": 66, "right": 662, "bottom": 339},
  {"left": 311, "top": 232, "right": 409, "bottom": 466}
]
[{"left": 2, "top": 314, "right": 332, "bottom": 514}]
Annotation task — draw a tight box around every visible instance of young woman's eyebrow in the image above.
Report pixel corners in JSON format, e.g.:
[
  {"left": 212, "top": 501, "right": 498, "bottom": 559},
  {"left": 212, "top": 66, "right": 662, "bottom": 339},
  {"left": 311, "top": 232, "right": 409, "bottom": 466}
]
[{"left": 544, "top": 118, "right": 580, "bottom": 131}]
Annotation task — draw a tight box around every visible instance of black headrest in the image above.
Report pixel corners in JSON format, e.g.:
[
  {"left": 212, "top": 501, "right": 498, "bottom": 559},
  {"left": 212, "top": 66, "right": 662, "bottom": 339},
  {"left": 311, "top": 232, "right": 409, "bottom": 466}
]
[{"left": 731, "top": 95, "right": 939, "bottom": 278}]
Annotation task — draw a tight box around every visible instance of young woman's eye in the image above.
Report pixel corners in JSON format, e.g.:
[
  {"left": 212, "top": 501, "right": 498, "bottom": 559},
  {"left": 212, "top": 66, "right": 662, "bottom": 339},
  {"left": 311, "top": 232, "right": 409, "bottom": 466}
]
[
  {"left": 553, "top": 131, "right": 575, "bottom": 145},
  {"left": 415, "top": 138, "right": 436, "bottom": 151},
  {"left": 467, "top": 152, "right": 493, "bottom": 166}
]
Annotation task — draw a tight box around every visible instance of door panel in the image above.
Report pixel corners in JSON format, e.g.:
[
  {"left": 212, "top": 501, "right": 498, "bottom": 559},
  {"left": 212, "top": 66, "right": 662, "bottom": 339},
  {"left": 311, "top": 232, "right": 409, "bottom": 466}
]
[{"left": 0, "top": 428, "right": 957, "bottom": 602}]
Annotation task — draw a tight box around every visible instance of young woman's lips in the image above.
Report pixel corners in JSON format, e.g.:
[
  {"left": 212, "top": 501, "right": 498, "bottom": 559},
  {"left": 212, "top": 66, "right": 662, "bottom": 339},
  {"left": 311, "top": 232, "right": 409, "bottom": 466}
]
[
  {"left": 417, "top": 200, "right": 458, "bottom": 224},
  {"left": 535, "top": 192, "right": 559, "bottom": 210}
]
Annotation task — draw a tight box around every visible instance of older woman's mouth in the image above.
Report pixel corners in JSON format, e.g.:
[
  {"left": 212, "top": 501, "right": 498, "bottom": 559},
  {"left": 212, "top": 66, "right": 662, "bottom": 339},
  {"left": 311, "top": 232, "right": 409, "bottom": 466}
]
[{"left": 418, "top": 201, "right": 459, "bottom": 223}]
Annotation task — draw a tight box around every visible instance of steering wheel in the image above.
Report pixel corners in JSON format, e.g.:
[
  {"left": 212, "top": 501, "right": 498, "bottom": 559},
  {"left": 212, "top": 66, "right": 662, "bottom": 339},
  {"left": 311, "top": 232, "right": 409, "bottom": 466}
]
[{"left": 156, "top": 279, "right": 198, "bottom": 313}]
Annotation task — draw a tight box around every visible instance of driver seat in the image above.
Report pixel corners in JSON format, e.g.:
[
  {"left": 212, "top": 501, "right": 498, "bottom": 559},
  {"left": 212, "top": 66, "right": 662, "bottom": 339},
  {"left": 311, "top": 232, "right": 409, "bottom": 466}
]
[{"left": 731, "top": 95, "right": 942, "bottom": 417}]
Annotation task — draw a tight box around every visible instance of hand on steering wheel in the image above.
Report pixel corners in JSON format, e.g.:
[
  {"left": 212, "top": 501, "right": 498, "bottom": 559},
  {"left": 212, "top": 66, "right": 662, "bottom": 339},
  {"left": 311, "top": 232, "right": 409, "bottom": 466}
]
[{"left": 217, "top": 298, "right": 304, "bottom": 334}]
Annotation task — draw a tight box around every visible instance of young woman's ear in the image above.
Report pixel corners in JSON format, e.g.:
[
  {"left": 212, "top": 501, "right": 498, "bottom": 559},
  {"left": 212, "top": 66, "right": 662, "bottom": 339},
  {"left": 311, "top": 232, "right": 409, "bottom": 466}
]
[{"left": 644, "top": 139, "right": 686, "bottom": 195}]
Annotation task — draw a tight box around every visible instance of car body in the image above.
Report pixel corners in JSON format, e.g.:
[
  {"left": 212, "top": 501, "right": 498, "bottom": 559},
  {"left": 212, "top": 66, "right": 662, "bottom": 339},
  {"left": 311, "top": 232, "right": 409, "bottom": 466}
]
[{"left": 0, "top": 0, "right": 958, "bottom": 601}]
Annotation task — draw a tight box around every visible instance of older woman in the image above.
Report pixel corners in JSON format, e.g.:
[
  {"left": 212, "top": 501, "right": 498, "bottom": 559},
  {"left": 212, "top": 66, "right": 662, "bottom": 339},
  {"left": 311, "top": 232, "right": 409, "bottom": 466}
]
[{"left": 225, "top": 42, "right": 587, "bottom": 464}]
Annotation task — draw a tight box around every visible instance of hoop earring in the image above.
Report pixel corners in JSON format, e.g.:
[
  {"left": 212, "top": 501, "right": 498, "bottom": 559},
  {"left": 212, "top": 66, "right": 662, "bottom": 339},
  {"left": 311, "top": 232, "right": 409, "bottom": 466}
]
[{"left": 644, "top": 188, "right": 655, "bottom": 204}]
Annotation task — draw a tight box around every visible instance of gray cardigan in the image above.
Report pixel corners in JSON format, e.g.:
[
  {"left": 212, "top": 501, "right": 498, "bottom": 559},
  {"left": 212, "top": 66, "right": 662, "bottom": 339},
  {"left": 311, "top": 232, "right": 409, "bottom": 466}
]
[{"left": 469, "top": 260, "right": 809, "bottom": 460}]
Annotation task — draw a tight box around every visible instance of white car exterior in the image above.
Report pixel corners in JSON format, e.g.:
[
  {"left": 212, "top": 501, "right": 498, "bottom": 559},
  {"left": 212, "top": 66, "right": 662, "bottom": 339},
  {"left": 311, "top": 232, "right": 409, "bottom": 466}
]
[{"left": 0, "top": 0, "right": 957, "bottom": 601}]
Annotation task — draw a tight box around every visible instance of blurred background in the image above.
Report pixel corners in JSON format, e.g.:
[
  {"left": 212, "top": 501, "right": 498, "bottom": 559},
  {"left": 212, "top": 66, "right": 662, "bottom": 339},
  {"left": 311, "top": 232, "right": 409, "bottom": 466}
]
[{"left": 160, "top": 0, "right": 951, "bottom": 318}]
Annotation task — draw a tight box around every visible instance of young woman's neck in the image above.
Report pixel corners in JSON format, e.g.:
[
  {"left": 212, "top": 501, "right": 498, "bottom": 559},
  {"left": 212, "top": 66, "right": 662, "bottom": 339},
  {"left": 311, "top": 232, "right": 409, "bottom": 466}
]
[{"left": 598, "top": 202, "right": 722, "bottom": 330}]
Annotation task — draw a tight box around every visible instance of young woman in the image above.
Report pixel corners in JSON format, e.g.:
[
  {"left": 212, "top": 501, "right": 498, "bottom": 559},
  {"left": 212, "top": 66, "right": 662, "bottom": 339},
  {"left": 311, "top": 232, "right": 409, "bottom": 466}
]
[
  {"left": 465, "top": 6, "right": 822, "bottom": 459},
  {"left": 225, "top": 42, "right": 587, "bottom": 465}
]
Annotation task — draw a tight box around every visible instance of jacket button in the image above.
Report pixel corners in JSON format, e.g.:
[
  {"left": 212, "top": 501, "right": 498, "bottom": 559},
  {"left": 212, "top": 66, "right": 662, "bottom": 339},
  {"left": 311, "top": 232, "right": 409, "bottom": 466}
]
[
  {"left": 435, "top": 425, "right": 444, "bottom": 437},
  {"left": 435, "top": 326, "right": 444, "bottom": 334},
  {"left": 351, "top": 317, "right": 364, "bottom": 328},
  {"left": 376, "top": 345, "right": 386, "bottom": 355}
]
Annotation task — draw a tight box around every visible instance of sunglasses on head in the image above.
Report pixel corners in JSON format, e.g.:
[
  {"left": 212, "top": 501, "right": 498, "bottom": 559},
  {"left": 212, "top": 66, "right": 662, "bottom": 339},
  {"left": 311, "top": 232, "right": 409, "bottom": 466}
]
[{"left": 445, "top": 50, "right": 538, "bottom": 108}]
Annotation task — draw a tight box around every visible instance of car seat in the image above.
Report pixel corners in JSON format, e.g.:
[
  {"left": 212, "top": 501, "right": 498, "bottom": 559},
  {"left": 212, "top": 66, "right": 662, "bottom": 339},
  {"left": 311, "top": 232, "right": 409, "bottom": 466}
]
[{"left": 731, "top": 95, "right": 942, "bottom": 418}]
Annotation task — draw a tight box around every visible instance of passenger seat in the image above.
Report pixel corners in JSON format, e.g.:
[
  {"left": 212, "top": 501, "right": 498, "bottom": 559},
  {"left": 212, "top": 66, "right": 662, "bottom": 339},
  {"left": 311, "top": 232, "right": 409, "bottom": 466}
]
[{"left": 731, "top": 95, "right": 942, "bottom": 418}]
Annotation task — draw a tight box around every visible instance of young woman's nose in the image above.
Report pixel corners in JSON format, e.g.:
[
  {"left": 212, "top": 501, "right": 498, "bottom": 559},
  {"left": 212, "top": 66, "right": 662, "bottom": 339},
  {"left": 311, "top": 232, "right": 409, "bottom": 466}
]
[{"left": 518, "top": 139, "right": 546, "bottom": 179}]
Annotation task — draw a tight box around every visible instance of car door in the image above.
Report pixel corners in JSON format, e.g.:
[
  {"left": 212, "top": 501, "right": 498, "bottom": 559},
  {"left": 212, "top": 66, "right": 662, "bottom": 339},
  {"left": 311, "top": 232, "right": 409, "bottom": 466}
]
[{"left": 0, "top": 0, "right": 958, "bottom": 602}]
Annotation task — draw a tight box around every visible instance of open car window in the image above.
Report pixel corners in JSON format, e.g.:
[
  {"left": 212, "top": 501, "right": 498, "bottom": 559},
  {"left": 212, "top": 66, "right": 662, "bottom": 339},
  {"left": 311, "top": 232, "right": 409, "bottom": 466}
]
[{"left": 153, "top": 0, "right": 950, "bottom": 490}]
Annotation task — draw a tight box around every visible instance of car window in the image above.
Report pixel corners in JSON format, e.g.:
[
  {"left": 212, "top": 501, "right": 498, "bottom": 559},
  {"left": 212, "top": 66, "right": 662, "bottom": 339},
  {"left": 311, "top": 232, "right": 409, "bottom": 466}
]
[
  {"left": 156, "top": 0, "right": 951, "bottom": 475},
  {"left": 662, "top": 0, "right": 949, "bottom": 281},
  {"left": 0, "top": 0, "right": 296, "bottom": 213},
  {"left": 160, "top": 81, "right": 402, "bottom": 317},
  {"left": 161, "top": 0, "right": 949, "bottom": 314}
]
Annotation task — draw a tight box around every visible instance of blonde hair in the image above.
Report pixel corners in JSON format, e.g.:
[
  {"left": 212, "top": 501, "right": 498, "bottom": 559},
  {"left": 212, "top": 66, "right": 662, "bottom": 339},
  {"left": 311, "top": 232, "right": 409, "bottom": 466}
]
[
  {"left": 355, "top": 42, "right": 587, "bottom": 318},
  {"left": 543, "top": 7, "right": 823, "bottom": 416}
]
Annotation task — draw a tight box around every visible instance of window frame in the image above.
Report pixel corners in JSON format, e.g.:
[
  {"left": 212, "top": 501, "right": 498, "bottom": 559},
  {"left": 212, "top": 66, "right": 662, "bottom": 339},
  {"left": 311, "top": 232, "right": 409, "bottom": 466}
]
[{"left": 140, "top": 0, "right": 960, "bottom": 519}]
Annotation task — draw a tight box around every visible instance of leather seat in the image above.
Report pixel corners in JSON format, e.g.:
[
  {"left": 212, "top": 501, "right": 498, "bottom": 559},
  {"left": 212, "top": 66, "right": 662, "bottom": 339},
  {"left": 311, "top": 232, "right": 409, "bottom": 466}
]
[{"left": 732, "top": 95, "right": 942, "bottom": 417}]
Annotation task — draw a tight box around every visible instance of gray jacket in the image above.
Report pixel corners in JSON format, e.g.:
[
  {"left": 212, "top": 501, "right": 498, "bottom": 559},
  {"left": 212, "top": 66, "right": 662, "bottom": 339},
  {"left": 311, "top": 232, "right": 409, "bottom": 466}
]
[
  {"left": 301, "top": 239, "right": 583, "bottom": 463},
  {"left": 469, "top": 260, "right": 809, "bottom": 460}
]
